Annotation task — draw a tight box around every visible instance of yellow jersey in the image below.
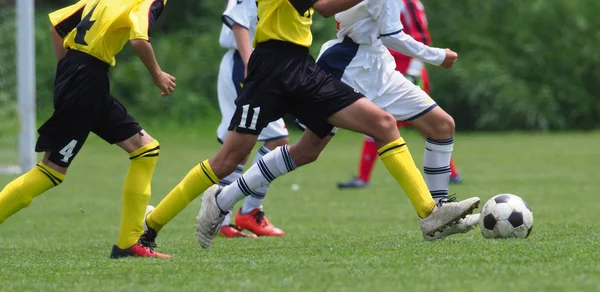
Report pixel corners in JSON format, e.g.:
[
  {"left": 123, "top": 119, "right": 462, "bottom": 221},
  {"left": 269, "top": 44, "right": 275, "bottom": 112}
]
[
  {"left": 49, "top": 0, "right": 167, "bottom": 66},
  {"left": 254, "top": 0, "right": 316, "bottom": 48}
]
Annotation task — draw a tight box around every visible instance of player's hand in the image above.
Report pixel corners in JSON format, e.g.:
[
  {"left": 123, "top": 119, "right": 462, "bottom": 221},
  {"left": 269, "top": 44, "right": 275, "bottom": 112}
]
[
  {"left": 153, "top": 71, "right": 176, "bottom": 96},
  {"left": 440, "top": 49, "right": 458, "bottom": 69}
]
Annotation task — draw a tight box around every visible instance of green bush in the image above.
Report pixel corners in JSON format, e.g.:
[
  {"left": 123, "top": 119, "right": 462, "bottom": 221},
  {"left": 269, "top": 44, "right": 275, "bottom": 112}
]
[
  {"left": 425, "top": 0, "right": 600, "bottom": 130},
  {"left": 31, "top": 0, "right": 600, "bottom": 130}
]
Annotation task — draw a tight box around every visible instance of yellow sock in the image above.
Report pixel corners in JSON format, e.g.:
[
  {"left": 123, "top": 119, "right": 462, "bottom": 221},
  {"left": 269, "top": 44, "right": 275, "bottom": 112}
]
[
  {"left": 0, "top": 162, "right": 65, "bottom": 223},
  {"left": 116, "top": 140, "right": 160, "bottom": 249},
  {"left": 378, "top": 137, "right": 435, "bottom": 218},
  {"left": 146, "top": 159, "right": 218, "bottom": 232}
]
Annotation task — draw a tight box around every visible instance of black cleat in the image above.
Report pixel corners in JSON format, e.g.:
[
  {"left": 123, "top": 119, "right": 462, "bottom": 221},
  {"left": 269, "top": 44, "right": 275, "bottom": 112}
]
[{"left": 337, "top": 177, "right": 370, "bottom": 189}]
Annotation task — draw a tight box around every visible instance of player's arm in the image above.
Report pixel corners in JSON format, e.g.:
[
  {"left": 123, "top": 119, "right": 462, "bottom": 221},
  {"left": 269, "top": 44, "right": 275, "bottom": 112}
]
[
  {"left": 50, "top": 27, "right": 68, "bottom": 61},
  {"left": 129, "top": 0, "right": 176, "bottom": 96},
  {"left": 232, "top": 25, "right": 252, "bottom": 77},
  {"left": 48, "top": 0, "right": 87, "bottom": 60},
  {"left": 290, "top": 0, "right": 363, "bottom": 18},
  {"left": 376, "top": 0, "right": 456, "bottom": 68},
  {"left": 222, "top": 0, "right": 254, "bottom": 77}
]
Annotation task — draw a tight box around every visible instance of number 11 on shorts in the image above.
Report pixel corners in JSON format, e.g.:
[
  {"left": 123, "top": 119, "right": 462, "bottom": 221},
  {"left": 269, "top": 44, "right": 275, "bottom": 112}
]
[{"left": 239, "top": 105, "right": 260, "bottom": 130}]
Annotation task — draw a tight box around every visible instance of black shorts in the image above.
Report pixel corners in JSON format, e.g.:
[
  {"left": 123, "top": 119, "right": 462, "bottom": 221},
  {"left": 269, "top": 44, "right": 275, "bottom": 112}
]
[
  {"left": 228, "top": 40, "right": 363, "bottom": 138},
  {"left": 35, "top": 50, "right": 142, "bottom": 167}
]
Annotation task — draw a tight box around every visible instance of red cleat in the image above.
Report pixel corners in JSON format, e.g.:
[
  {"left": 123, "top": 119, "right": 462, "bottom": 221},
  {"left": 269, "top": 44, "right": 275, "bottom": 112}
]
[
  {"left": 110, "top": 243, "right": 172, "bottom": 259},
  {"left": 235, "top": 208, "right": 284, "bottom": 237},
  {"left": 219, "top": 224, "right": 258, "bottom": 238}
]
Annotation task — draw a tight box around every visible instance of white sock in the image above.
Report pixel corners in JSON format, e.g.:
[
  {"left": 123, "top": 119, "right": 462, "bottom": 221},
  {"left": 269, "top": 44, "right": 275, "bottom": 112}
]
[
  {"left": 241, "top": 146, "right": 270, "bottom": 214},
  {"left": 423, "top": 137, "right": 453, "bottom": 203},
  {"left": 217, "top": 145, "right": 297, "bottom": 212},
  {"left": 218, "top": 164, "right": 244, "bottom": 226}
]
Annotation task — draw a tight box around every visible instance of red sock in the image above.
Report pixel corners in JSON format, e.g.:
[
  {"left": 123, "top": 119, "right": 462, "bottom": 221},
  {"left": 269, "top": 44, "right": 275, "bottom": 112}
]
[
  {"left": 450, "top": 158, "right": 458, "bottom": 177},
  {"left": 396, "top": 121, "right": 410, "bottom": 128},
  {"left": 357, "top": 137, "right": 378, "bottom": 182}
]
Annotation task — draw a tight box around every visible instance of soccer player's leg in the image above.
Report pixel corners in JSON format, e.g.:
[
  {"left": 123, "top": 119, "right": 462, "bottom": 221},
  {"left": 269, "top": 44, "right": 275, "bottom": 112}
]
[
  {"left": 0, "top": 56, "right": 105, "bottom": 226},
  {"left": 421, "top": 68, "right": 461, "bottom": 184},
  {"left": 197, "top": 42, "right": 311, "bottom": 248},
  {"left": 90, "top": 96, "right": 169, "bottom": 258},
  {"left": 326, "top": 94, "right": 479, "bottom": 237},
  {"left": 390, "top": 81, "right": 478, "bottom": 239},
  {"left": 214, "top": 53, "right": 257, "bottom": 238},
  {"left": 235, "top": 120, "right": 289, "bottom": 237}
]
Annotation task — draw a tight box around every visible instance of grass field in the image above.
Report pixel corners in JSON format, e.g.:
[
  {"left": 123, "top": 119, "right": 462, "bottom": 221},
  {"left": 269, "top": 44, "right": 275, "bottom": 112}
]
[{"left": 0, "top": 126, "right": 599, "bottom": 292}]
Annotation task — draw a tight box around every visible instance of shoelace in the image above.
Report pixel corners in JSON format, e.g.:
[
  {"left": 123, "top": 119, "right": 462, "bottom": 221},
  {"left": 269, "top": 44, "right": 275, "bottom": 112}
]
[
  {"left": 253, "top": 211, "right": 268, "bottom": 226},
  {"left": 139, "top": 230, "right": 158, "bottom": 251},
  {"left": 438, "top": 194, "right": 458, "bottom": 206}
]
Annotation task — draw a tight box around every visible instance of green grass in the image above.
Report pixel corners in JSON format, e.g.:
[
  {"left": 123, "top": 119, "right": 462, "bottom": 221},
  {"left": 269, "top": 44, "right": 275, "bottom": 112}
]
[{"left": 0, "top": 127, "right": 599, "bottom": 292}]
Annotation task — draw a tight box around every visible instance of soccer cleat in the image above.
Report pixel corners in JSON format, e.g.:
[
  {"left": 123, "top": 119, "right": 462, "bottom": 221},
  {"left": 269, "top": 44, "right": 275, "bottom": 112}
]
[
  {"left": 235, "top": 208, "right": 284, "bottom": 237},
  {"left": 423, "top": 213, "right": 480, "bottom": 240},
  {"left": 337, "top": 177, "right": 370, "bottom": 189},
  {"left": 109, "top": 243, "right": 171, "bottom": 259},
  {"left": 219, "top": 224, "right": 258, "bottom": 238},
  {"left": 196, "top": 185, "right": 226, "bottom": 248},
  {"left": 419, "top": 196, "right": 480, "bottom": 237},
  {"left": 449, "top": 173, "right": 463, "bottom": 184}
]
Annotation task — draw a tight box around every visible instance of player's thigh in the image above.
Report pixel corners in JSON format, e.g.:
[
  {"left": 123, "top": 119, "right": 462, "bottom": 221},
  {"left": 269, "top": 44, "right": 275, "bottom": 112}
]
[
  {"left": 290, "top": 59, "right": 363, "bottom": 139},
  {"left": 257, "top": 118, "right": 289, "bottom": 142},
  {"left": 409, "top": 106, "right": 455, "bottom": 139},
  {"left": 327, "top": 98, "right": 399, "bottom": 146},
  {"left": 91, "top": 95, "right": 145, "bottom": 152}
]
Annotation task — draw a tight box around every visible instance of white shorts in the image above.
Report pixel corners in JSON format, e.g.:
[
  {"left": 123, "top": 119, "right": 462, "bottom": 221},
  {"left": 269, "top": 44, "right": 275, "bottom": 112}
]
[
  {"left": 216, "top": 49, "right": 288, "bottom": 142},
  {"left": 317, "top": 38, "right": 437, "bottom": 121}
]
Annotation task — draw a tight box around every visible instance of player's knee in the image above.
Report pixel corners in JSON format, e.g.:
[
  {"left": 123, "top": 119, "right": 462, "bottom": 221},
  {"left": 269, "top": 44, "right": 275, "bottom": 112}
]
[
  {"left": 430, "top": 115, "right": 455, "bottom": 139},
  {"left": 373, "top": 112, "right": 398, "bottom": 138}
]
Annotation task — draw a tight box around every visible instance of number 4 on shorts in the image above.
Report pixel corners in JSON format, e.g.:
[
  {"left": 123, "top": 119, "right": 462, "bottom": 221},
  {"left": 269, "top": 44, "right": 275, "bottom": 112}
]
[{"left": 59, "top": 140, "right": 78, "bottom": 163}]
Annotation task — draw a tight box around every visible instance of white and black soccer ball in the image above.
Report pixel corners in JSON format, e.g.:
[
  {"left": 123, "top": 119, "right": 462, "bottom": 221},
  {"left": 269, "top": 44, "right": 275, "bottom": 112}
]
[{"left": 479, "top": 194, "right": 533, "bottom": 239}]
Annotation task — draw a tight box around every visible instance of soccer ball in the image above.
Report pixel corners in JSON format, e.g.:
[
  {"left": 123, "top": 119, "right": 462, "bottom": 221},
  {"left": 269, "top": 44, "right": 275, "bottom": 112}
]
[{"left": 479, "top": 194, "right": 533, "bottom": 239}]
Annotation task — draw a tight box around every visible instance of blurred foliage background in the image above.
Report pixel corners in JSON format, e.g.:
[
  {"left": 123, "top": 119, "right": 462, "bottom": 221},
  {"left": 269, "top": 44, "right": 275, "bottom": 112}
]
[{"left": 14, "top": 0, "right": 600, "bottom": 130}]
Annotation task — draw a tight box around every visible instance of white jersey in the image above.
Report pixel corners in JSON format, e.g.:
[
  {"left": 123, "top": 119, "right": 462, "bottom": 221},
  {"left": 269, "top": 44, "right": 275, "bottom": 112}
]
[
  {"left": 218, "top": 0, "right": 257, "bottom": 50},
  {"left": 335, "top": 0, "right": 445, "bottom": 66}
]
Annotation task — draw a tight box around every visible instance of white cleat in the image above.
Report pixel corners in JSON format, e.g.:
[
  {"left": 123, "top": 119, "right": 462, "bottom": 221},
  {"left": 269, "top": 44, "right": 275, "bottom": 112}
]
[
  {"left": 196, "top": 185, "right": 226, "bottom": 249},
  {"left": 143, "top": 205, "right": 155, "bottom": 232},
  {"left": 424, "top": 213, "right": 480, "bottom": 240},
  {"left": 419, "top": 196, "right": 480, "bottom": 237}
]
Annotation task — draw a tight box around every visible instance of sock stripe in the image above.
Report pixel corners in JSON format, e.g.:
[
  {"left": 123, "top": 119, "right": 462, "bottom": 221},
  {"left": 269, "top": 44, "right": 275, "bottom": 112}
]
[
  {"left": 200, "top": 162, "right": 218, "bottom": 184},
  {"left": 430, "top": 190, "right": 448, "bottom": 198},
  {"left": 237, "top": 178, "right": 252, "bottom": 196},
  {"left": 378, "top": 143, "right": 406, "bottom": 156},
  {"left": 249, "top": 191, "right": 266, "bottom": 199},
  {"left": 258, "top": 146, "right": 269, "bottom": 155},
  {"left": 257, "top": 159, "right": 275, "bottom": 182},
  {"left": 36, "top": 164, "right": 61, "bottom": 186},
  {"left": 424, "top": 166, "right": 452, "bottom": 174},
  {"left": 139, "top": 153, "right": 159, "bottom": 158},
  {"left": 426, "top": 138, "right": 454, "bottom": 145},
  {"left": 130, "top": 146, "right": 161, "bottom": 160},
  {"left": 219, "top": 179, "right": 233, "bottom": 186},
  {"left": 280, "top": 145, "right": 296, "bottom": 172},
  {"left": 236, "top": 165, "right": 244, "bottom": 172}
]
